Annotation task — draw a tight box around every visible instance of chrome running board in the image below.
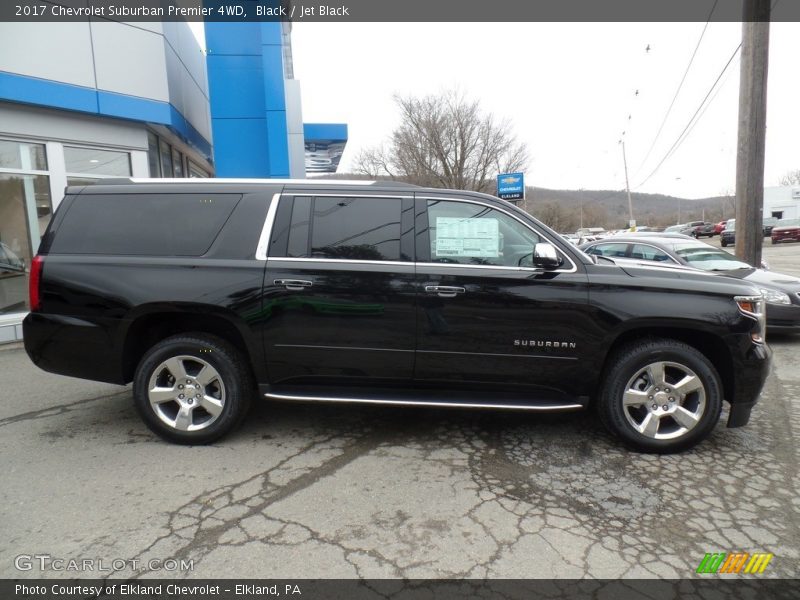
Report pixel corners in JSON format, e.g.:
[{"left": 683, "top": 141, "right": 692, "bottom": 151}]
[{"left": 264, "top": 391, "right": 583, "bottom": 412}]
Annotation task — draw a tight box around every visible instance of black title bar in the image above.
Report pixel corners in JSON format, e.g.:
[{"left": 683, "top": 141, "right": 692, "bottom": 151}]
[
  {"left": 2, "top": 0, "right": 798, "bottom": 22},
  {"left": 4, "top": 579, "right": 800, "bottom": 600}
]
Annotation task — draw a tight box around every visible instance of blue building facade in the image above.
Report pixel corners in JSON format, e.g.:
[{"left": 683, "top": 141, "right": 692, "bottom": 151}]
[
  {"left": 204, "top": 21, "right": 347, "bottom": 179},
  {"left": 205, "top": 22, "right": 296, "bottom": 177}
]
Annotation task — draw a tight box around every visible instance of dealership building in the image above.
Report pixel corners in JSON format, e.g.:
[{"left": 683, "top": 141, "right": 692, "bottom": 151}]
[{"left": 0, "top": 19, "right": 347, "bottom": 342}]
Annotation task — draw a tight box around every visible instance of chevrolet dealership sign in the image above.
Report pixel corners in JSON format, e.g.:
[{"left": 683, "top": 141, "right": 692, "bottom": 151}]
[{"left": 497, "top": 172, "right": 525, "bottom": 201}]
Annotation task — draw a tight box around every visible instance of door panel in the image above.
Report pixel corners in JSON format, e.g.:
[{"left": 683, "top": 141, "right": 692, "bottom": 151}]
[
  {"left": 414, "top": 197, "right": 591, "bottom": 397},
  {"left": 264, "top": 260, "right": 416, "bottom": 384},
  {"left": 263, "top": 194, "right": 416, "bottom": 386}
]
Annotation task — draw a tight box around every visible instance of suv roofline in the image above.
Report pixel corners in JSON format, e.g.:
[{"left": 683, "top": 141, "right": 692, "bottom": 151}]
[
  {"left": 63, "top": 179, "right": 519, "bottom": 206},
  {"left": 90, "top": 177, "right": 420, "bottom": 188}
]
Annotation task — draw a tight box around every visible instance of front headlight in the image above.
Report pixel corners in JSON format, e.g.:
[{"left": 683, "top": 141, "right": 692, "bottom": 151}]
[
  {"left": 735, "top": 295, "right": 766, "bottom": 343},
  {"left": 759, "top": 287, "right": 790, "bottom": 305}
]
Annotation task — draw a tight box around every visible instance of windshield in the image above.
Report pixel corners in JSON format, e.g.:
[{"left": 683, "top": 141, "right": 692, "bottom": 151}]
[
  {"left": 776, "top": 218, "right": 800, "bottom": 227},
  {"left": 672, "top": 243, "right": 752, "bottom": 271}
]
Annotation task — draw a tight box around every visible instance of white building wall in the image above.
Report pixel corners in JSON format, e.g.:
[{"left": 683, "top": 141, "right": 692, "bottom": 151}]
[
  {"left": 764, "top": 186, "right": 800, "bottom": 220},
  {"left": 284, "top": 79, "right": 306, "bottom": 179},
  {"left": 0, "top": 22, "right": 96, "bottom": 87},
  {"left": 0, "top": 20, "right": 211, "bottom": 143}
]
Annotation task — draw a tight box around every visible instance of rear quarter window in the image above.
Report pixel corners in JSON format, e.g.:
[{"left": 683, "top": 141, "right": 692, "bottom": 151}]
[{"left": 50, "top": 193, "right": 241, "bottom": 256}]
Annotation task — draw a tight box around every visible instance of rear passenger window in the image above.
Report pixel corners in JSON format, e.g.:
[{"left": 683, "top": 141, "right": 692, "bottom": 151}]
[
  {"left": 309, "top": 197, "right": 402, "bottom": 261},
  {"left": 50, "top": 194, "right": 241, "bottom": 256},
  {"left": 631, "top": 244, "right": 673, "bottom": 262}
]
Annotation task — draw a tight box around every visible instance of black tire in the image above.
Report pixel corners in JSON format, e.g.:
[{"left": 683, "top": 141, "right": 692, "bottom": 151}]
[
  {"left": 133, "top": 333, "right": 253, "bottom": 444},
  {"left": 721, "top": 239, "right": 728, "bottom": 247},
  {"left": 598, "top": 338, "right": 723, "bottom": 454}
]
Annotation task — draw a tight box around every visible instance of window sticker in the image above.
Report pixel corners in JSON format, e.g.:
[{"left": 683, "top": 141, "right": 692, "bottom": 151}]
[{"left": 435, "top": 217, "right": 499, "bottom": 258}]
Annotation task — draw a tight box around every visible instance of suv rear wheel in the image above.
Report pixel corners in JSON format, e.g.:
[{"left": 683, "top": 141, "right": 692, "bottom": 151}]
[
  {"left": 133, "top": 334, "right": 252, "bottom": 444},
  {"left": 598, "top": 338, "right": 722, "bottom": 453}
]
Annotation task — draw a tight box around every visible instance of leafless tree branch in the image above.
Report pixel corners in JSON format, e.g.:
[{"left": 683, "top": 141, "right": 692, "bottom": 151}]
[{"left": 354, "top": 89, "right": 530, "bottom": 193}]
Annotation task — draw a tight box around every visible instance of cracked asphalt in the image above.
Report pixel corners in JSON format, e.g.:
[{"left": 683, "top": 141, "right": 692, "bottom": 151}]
[{"left": 1, "top": 244, "right": 799, "bottom": 581}]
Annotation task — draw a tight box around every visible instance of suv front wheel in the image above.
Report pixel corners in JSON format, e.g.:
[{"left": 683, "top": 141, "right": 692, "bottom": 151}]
[
  {"left": 598, "top": 338, "right": 723, "bottom": 453},
  {"left": 133, "top": 334, "right": 252, "bottom": 444}
]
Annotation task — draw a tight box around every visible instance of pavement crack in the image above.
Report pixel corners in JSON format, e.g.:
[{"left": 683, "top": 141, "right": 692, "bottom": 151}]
[
  {"left": 0, "top": 390, "right": 129, "bottom": 428},
  {"left": 125, "top": 430, "right": 386, "bottom": 578}
]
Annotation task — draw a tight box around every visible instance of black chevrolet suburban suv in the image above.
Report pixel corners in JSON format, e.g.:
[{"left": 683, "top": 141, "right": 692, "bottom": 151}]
[{"left": 24, "top": 179, "right": 771, "bottom": 453}]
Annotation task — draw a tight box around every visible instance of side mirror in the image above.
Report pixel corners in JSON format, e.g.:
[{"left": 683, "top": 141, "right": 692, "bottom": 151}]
[{"left": 532, "top": 243, "right": 562, "bottom": 270}]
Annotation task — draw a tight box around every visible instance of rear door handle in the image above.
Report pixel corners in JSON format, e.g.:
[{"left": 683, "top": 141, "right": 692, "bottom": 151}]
[
  {"left": 425, "top": 285, "right": 466, "bottom": 298},
  {"left": 274, "top": 279, "right": 313, "bottom": 291}
]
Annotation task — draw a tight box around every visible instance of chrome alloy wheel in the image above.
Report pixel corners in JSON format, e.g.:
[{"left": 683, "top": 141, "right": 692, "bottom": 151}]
[
  {"left": 621, "top": 361, "right": 706, "bottom": 440},
  {"left": 147, "top": 356, "right": 226, "bottom": 432}
]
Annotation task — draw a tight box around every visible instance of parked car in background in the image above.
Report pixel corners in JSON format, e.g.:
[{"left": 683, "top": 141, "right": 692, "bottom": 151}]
[
  {"left": 611, "top": 231, "right": 692, "bottom": 239},
  {"left": 721, "top": 220, "right": 736, "bottom": 247},
  {"left": 580, "top": 236, "right": 800, "bottom": 332},
  {"left": 714, "top": 220, "right": 728, "bottom": 235},
  {"left": 771, "top": 218, "right": 800, "bottom": 244},
  {"left": 690, "top": 222, "right": 715, "bottom": 238},
  {"left": 762, "top": 217, "right": 779, "bottom": 237},
  {"left": 560, "top": 233, "right": 580, "bottom": 245},
  {"left": 576, "top": 227, "right": 607, "bottom": 238},
  {"left": 664, "top": 224, "right": 685, "bottom": 234},
  {"left": 679, "top": 221, "right": 707, "bottom": 237}
]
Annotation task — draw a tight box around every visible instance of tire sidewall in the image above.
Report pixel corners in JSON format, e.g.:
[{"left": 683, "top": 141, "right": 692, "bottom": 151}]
[
  {"left": 601, "top": 343, "right": 723, "bottom": 453},
  {"left": 133, "top": 336, "right": 248, "bottom": 444}
]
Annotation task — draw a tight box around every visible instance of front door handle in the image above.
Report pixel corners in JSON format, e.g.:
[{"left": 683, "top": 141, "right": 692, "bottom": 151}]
[
  {"left": 274, "top": 279, "right": 313, "bottom": 291},
  {"left": 425, "top": 285, "right": 466, "bottom": 298}
]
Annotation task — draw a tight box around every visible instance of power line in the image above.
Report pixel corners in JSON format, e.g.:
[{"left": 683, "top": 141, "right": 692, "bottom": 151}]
[
  {"left": 633, "top": 0, "right": 719, "bottom": 178},
  {"left": 634, "top": 41, "right": 742, "bottom": 190},
  {"left": 679, "top": 56, "right": 736, "bottom": 149}
]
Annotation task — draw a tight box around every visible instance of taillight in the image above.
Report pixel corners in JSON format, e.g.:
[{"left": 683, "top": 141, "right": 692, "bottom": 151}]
[{"left": 29, "top": 255, "right": 43, "bottom": 312}]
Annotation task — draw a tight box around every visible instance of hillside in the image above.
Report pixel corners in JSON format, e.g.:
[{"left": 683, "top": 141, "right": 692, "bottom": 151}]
[
  {"left": 312, "top": 174, "right": 735, "bottom": 231},
  {"left": 520, "top": 187, "right": 735, "bottom": 232}
]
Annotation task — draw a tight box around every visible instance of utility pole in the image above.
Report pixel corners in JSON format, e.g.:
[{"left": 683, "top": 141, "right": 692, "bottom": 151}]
[
  {"left": 735, "top": 0, "right": 770, "bottom": 267},
  {"left": 620, "top": 139, "right": 634, "bottom": 226}
]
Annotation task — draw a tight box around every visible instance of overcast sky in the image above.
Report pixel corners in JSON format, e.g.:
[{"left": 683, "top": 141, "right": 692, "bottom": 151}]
[{"left": 192, "top": 22, "right": 799, "bottom": 199}]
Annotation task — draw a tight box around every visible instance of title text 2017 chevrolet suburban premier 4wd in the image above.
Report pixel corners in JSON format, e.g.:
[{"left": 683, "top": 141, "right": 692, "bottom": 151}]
[{"left": 23, "top": 179, "right": 771, "bottom": 453}]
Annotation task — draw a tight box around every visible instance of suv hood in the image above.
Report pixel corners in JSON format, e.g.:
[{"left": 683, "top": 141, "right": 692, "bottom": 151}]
[{"left": 607, "top": 258, "right": 761, "bottom": 296}]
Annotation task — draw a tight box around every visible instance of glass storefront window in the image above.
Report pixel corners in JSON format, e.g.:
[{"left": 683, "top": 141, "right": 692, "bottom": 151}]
[
  {"left": 0, "top": 140, "right": 47, "bottom": 171},
  {"left": 188, "top": 161, "right": 209, "bottom": 178},
  {"left": 64, "top": 146, "right": 131, "bottom": 177},
  {"left": 0, "top": 173, "right": 51, "bottom": 314},
  {"left": 148, "top": 131, "right": 208, "bottom": 179},
  {"left": 148, "top": 132, "right": 161, "bottom": 177},
  {"left": 159, "top": 140, "right": 173, "bottom": 178},
  {"left": 172, "top": 148, "right": 184, "bottom": 177}
]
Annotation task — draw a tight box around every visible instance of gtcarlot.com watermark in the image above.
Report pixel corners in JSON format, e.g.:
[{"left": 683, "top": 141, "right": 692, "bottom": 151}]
[{"left": 15, "top": 553, "right": 194, "bottom": 573}]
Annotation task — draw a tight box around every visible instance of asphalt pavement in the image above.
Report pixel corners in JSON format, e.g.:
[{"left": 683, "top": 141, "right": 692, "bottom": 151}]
[{"left": 1, "top": 241, "right": 798, "bottom": 580}]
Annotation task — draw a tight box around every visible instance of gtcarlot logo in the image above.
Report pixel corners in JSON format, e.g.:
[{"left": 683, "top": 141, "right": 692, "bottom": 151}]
[{"left": 14, "top": 553, "right": 194, "bottom": 572}]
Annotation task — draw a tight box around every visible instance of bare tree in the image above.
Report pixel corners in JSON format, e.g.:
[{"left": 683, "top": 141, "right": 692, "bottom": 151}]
[
  {"left": 354, "top": 90, "right": 529, "bottom": 193},
  {"left": 779, "top": 169, "right": 800, "bottom": 186},
  {"left": 532, "top": 202, "right": 578, "bottom": 233}
]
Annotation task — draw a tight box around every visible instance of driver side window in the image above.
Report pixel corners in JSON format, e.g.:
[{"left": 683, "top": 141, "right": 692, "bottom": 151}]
[{"left": 426, "top": 200, "right": 540, "bottom": 267}]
